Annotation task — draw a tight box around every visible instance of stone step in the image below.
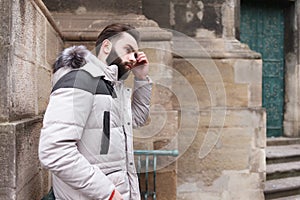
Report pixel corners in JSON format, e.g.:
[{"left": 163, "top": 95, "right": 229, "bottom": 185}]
[
  {"left": 266, "top": 144, "right": 300, "bottom": 164},
  {"left": 267, "top": 137, "right": 300, "bottom": 146},
  {"left": 274, "top": 194, "right": 300, "bottom": 200},
  {"left": 264, "top": 176, "right": 300, "bottom": 199},
  {"left": 267, "top": 161, "right": 300, "bottom": 180}
]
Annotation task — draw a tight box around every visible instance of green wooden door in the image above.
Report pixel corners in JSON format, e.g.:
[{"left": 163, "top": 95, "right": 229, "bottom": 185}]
[{"left": 240, "top": 0, "right": 285, "bottom": 137}]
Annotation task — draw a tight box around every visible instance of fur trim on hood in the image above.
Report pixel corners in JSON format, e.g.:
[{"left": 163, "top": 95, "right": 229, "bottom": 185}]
[{"left": 52, "top": 45, "right": 89, "bottom": 74}]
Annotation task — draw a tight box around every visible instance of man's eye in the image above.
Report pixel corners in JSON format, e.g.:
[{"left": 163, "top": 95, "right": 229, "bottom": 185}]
[{"left": 125, "top": 47, "right": 132, "bottom": 53}]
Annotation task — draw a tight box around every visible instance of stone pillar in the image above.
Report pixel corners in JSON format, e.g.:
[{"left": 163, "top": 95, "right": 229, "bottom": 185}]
[
  {"left": 172, "top": 35, "right": 266, "bottom": 199},
  {"left": 284, "top": 0, "right": 300, "bottom": 137},
  {"left": 151, "top": 0, "right": 266, "bottom": 199},
  {"left": 0, "top": 0, "right": 63, "bottom": 199}
]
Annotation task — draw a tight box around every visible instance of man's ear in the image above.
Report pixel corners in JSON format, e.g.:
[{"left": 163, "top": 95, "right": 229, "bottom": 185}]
[{"left": 102, "top": 39, "right": 112, "bottom": 54}]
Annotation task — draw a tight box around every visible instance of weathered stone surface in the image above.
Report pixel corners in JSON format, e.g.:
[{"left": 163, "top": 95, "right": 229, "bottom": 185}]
[
  {"left": 5, "top": 0, "right": 63, "bottom": 120},
  {"left": 46, "top": 24, "right": 63, "bottom": 70},
  {"left": 0, "top": 0, "right": 63, "bottom": 199},
  {"left": 0, "top": 0, "right": 12, "bottom": 122},
  {"left": 50, "top": 13, "right": 159, "bottom": 42},
  {"left": 173, "top": 37, "right": 261, "bottom": 59},
  {"left": 173, "top": 57, "right": 263, "bottom": 108},
  {"left": 249, "top": 84, "right": 262, "bottom": 107},
  {"left": 234, "top": 59, "right": 262, "bottom": 84},
  {"left": 0, "top": 117, "right": 45, "bottom": 200},
  {"left": 37, "top": 67, "right": 51, "bottom": 114},
  {"left": 284, "top": 55, "right": 300, "bottom": 137},
  {"left": 156, "top": 171, "right": 177, "bottom": 200},
  {"left": 43, "top": 0, "right": 142, "bottom": 14},
  {"left": 142, "top": 0, "right": 171, "bottom": 29},
  {"left": 0, "top": 187, "right": 15, "bottom": 200},
  {"left": 10, "top": 57, "right": 37, "bottom": 119},
  {"left": 176, "top": 108, "right": 266, "bottom": 199},
  {"left": 15, "top": 117, "right": 43, "bottom": 193},
  {"left": 0, "top": 124, "right": 16, "bottom": 189},
  {"left": 134, "top": 111, "right": 178, "bottom": 149},
  {"left": 35, "top": 9, "right": 47, "bottom": 67},
  {"left": 16, "top": 171, "right": 45, "bottom": 200}
]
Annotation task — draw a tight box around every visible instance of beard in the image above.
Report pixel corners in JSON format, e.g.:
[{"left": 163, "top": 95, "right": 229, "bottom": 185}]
[{"left": 106, "top": 48, "right": 131, "bottom": 80}]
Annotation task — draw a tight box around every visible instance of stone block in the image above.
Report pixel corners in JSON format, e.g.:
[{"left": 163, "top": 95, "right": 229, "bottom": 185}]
[
  {"left": 173, "top": 58, "right": 218, "bottom": 84},
  {"left": 0, "top": 124, "right": 16, "bottom": 189},
  {"left": 156, "top": 170, "right": 177, "bottom": 200},
  {"left": 10, "top": 56, "right": 37, "bottom": 119},
  {"left": 173, "top": 58, "right": 229, "bottom": 108},
  {"left": 173, "top": 57, "right": 263, "bottom": 108},
  {"left": 234, "top": 59, "right": 262, "bottom": 84},
  {"left": 224, "top": 83, "right": 248, "bottom": 107},
  {"left": 172, "top": 77, "right": 210, "bottom": 109},
  {"left": 15, "top": 117, "right": 43, "bottom": 192},
  {"left": 12, "top": 0, "right": 36, "bottom": 64},
  {"left": 249, "top": 84, "right": 262, "bottom": 107},
  {"left": 223, "top": 109, "right": 265, "bottom": 128},
  {"left": 224, "top": 171, "right": 264, "bottom": 200},
  {"left": 35, "top": 9, "right": 47, "bottom": 67},
  {"left": 254, "top": 114, "right": 266, "bottom": 149},
  {"left": 139, "top": 41, "right": 172, "bottom": 66},
  {"left": 43, "top": 0, "right": 142, "bottom": 14},
  {"left": 214, "top": 59, "right": 235, "bottom": 84},
  {"left": 0, "top": 117, "right": 45, "bottom": 200},
  {"left": 0, "top": 187, "right": 15, "bottom": 200},
  {"left": 37, "top": 67, "right": 51, "bottom": 114},
  {"left": 16, "top": 172, "right": 44, "bottom": 200},
  {"left": 133, "top": 140, "right": 152, "bottom": 150},
  {"left": 249, "top": 148, "right": 266, "bottom": 175},
  {"left": 150, "top": 84, "right": 175, "bottom": 110},
  {"left": 177, "top": 191, "right": 222, "bottom": 200},
  {"left": 137, "top": 167, "right": 177, "bottom": 200},
  {"left": 46, "top": 24, "right": 63, "bottom": 70},
  {"left": 134, "top": 110, "right": 178, "bottom": 146},
  {"left": 177, "top": 108, "right": 265, "bottom": 198}
]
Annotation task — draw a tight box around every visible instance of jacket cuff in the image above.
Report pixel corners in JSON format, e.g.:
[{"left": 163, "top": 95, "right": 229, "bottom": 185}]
[
  {"left": 134, "top": 75, "right": 151, "bottom": 83},
  {"left": 134, "top": 76, "right": 152, "bottom": 90}
]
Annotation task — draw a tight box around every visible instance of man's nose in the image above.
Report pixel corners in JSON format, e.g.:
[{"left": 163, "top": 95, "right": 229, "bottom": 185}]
[{"left": 128, "top": 52, "right": 137, "bottom": 63}]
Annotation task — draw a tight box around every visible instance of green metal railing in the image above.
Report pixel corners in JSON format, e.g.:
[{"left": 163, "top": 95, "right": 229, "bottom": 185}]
[{"left": 134, "top": 150, "right": 179, "bottom": 200}]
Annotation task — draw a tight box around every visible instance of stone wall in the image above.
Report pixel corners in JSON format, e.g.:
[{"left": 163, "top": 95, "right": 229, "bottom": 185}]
[
  {"left": 0, "top": 0, "right": 63, "bottom": 199},
  {"left": 170, "top": 34, "right": 266, "bottom": 199},
  {"left": 177, "top": 109, "right": 266, "bottom": 199}
]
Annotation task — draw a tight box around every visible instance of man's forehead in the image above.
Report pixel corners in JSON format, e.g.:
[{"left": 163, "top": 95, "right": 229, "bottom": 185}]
[{"left": 115, "top": 32, "right": 138, "bottom": 49}]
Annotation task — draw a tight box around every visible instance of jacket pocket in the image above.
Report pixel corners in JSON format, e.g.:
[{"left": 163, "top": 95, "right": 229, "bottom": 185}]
[
  {"left": 106, "top": 169, "right": 127, "bottom": 189},
  {"left": 100, "top": 111, "right": 110, "bottom": 154}
]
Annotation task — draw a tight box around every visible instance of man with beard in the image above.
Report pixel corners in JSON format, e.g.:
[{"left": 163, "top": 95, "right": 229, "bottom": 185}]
[{"left": 39, "top": 23, "right": 152, "bottom": 200}]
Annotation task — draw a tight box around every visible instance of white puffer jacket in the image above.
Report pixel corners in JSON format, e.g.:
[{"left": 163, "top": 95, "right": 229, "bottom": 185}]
[{"left": 39, "top": 47, "right": 152, "bottom": 200}]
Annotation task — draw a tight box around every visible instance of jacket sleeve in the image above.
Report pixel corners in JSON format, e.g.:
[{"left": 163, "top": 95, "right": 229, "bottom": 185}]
[
  {"left": 38, "top": 88, "right": 115, "bottom": 200},
  {"left": 131, "top": 77, "right": 152, "bottom": 128}
]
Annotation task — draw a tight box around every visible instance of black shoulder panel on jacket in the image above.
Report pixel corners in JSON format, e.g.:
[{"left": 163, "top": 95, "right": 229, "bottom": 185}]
[{"left": 51, "top": 70, "right": 116, "bottom": 97}]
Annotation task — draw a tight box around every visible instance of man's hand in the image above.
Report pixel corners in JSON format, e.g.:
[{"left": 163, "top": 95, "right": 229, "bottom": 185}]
[
  {"left": 132, "top": 51, "right": 149, "bottom": 80},
  {"left": 112, "top": 190, "right": 123, "bottom": 200}
]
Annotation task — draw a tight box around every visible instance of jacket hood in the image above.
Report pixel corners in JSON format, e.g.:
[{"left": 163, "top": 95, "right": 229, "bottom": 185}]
[{"left": 52, "top": 45, "right": 118, "bottom": 86}]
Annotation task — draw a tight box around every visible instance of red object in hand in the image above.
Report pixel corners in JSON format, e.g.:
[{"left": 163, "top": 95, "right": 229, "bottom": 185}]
[{"left": 109, "top": 189, "right": 115, "bottom": 200}]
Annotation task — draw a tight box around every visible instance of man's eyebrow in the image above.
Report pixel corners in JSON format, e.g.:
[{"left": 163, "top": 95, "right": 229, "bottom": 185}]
[{"left": 126, "top": 44, "right": 137, "bottom": 52}]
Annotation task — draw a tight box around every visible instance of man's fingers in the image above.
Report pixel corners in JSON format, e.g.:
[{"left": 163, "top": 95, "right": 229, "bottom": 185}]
[{"left": 135, "top": 52, "right": 148, "bottom": 65}]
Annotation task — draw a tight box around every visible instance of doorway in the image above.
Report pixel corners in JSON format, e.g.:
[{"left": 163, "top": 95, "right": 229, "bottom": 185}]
[{"left": 240, "top": 0, "right": 286, "bottom": 137}]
